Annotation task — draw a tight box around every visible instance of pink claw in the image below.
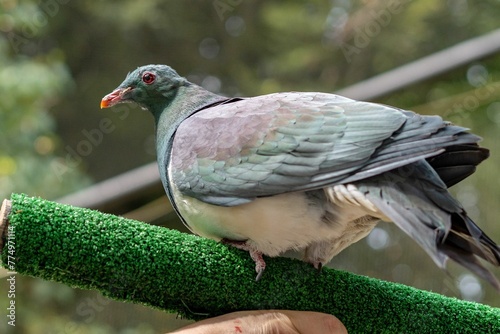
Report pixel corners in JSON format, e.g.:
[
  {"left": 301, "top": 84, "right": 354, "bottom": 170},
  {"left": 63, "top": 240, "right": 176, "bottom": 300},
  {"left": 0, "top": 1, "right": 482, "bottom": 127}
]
[{"left": 222, "top": 239, "right": 266, "bottom": 281}]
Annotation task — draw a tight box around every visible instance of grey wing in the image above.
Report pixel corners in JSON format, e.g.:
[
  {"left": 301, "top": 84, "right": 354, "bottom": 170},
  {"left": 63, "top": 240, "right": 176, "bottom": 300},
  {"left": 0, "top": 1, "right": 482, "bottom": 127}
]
[{"left": 169, "top": 92, "right": 482, "bottom": 206}]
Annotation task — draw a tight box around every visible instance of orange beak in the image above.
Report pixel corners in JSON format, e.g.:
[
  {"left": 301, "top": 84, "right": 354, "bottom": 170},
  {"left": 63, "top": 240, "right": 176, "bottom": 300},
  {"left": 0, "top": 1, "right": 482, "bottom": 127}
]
[{"left": 100, "top": 87, "right": 132, "bottom": 109}]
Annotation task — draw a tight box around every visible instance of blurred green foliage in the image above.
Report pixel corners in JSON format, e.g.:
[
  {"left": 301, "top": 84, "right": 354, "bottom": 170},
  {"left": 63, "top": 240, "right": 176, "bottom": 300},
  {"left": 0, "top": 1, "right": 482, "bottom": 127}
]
[
  {"left": 0, "top": 33, "right": 89, "bottom": 200},
  {"left": 1, "top": 0, "right": 500, "bottom": 332}
]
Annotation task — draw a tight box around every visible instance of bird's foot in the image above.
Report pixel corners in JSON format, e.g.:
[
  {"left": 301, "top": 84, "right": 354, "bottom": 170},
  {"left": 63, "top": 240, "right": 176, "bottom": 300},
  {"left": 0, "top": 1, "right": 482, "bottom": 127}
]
[
  {"left": 313, "top": 261, "right": 323, "bottom": 273},
  {"left": 222, "top": 239, "right": 266, "bottom": 281},
  {"left": 304, "top": 244, "right": 330, "bottom": 273}
]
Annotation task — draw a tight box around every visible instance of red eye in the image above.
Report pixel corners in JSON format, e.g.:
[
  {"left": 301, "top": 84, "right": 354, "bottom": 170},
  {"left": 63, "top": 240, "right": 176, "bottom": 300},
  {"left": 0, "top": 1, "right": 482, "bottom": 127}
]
[{"left": 142, "top": 72, "right": 156, "bottom": 84}]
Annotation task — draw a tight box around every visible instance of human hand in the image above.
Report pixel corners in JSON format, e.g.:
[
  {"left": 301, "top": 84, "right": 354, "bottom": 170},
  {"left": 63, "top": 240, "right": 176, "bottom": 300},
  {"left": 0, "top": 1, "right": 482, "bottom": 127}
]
[{"left": 169, "top": 309, "right": 347, "bottom": 334}]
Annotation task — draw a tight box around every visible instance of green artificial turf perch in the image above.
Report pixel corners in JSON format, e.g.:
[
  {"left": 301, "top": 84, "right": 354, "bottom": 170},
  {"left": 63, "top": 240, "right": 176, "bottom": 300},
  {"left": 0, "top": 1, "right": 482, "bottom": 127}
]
[{"left": 1, "top": 193, "right": 499, "bottom": 333}]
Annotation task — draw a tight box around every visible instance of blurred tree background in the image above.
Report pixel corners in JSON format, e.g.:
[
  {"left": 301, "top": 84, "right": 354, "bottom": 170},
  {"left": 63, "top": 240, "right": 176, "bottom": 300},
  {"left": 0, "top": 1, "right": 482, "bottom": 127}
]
[{"left": 1, "top": 0, "right": 500, "bottom": 332}]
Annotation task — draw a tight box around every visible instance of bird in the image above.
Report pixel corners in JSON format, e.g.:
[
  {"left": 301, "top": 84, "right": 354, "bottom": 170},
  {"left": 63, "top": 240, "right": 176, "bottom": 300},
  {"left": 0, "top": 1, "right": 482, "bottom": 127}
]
[{"left": 101, "top": 64, "right": 500, "bottom": 288}]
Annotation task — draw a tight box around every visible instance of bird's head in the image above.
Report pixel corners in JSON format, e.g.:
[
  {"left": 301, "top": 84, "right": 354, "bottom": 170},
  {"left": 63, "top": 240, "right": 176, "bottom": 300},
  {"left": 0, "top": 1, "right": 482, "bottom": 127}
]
[{"left": 100, "top": 64, "right": 189, "bottom": 114}]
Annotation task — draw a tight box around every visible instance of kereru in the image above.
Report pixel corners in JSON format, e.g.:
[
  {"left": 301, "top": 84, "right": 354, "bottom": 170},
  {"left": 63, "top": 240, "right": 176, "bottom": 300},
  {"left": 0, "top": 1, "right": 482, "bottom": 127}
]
[{"left": 101, "top": 64, "right": 500, "bottom": 288}]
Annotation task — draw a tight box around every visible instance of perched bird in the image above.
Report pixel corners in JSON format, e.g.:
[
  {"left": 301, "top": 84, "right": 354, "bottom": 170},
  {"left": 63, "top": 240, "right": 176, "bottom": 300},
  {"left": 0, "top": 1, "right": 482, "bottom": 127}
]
[{"left": 101, "top": 64, "right": 500, "bottom": 288}]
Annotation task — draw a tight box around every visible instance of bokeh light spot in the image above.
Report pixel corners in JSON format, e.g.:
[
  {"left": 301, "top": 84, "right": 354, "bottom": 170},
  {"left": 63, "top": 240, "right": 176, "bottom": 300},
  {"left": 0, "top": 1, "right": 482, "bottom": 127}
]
[
  {"left": 457, "top": 274, "right": 484, "bottom": 302},
  {"left": 225, "top": 16, "right": 245, "bottom": 37},
  {"left": 367, "top": 227, "right": 389, "bottom": 250},
  {"left": 199, "top": 38, "right": 220, "bottom": 59},
  {"left": 34, "top": 135, "right": 55, "bottom": 155}
]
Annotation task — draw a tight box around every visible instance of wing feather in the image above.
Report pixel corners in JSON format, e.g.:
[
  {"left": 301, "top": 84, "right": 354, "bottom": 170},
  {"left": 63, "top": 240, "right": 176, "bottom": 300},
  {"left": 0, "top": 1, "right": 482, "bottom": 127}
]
[{"left": 169, "top": 92, "right": 481, "bottom": 206}]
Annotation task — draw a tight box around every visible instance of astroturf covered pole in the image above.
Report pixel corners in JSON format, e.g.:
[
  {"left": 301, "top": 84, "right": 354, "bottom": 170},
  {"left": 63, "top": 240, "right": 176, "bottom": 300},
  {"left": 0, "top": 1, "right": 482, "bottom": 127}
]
[{"left": 1, "top": 193, "right": 499, "bottom": 333}]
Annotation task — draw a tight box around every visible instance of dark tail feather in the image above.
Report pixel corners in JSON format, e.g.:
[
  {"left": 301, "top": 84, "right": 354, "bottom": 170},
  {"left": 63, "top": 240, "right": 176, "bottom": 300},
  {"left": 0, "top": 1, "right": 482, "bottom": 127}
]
[
  {"left": 359, "top": 160, "right": 500, "bottom": 290},
  {"left": 439, "top": 214, "right": 500, "bottom": 290},
  {"left": 427, "top": 144, "right": 489, "bottom": 187},
  {"left": 447, "top": 214, "right": 500, "bottom": 264},
  {"left": 440, "top": 243, "right": 500, "bottom": 291},
  {"left": 427, "top": 144, "right": 498, "bottom": 288}
]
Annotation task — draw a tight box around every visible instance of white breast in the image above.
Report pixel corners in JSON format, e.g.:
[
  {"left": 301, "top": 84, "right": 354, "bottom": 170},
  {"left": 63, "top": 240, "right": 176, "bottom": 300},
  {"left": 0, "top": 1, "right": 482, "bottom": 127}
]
[{"left": 170, "top": 181, "right": 337, "bottom": 256}]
